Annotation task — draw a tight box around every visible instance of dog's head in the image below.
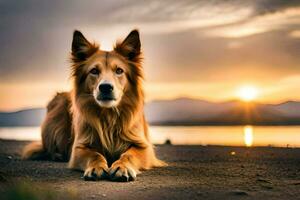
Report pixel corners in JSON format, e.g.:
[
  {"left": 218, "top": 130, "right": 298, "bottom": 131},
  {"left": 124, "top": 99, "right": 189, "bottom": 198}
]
[{"left": 71, "top": 30, "right": 143, "bottom": 109}]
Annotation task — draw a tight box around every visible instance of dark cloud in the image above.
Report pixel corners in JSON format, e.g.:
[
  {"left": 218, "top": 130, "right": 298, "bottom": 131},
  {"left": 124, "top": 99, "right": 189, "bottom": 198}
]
[{"left": 253, "top": 0, "right": 300, "bottom": 15}]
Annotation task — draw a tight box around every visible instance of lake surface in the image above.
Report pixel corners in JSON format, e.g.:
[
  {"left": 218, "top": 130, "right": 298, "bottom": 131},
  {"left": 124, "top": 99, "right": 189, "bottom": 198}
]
[{"left": 0, "top": 126, "right": 299, "bottom": 147}]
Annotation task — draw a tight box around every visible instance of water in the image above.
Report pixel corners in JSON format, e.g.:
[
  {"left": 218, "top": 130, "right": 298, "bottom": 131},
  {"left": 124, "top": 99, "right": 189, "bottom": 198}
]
[{"left": 0, "top": 126, "right": 299, "bottom": 147}]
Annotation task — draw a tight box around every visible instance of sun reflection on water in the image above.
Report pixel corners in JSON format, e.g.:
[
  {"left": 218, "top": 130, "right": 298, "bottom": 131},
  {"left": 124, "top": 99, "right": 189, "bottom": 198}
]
[{"left": 244, "top": 125, "right": 253, "bottom": 147}]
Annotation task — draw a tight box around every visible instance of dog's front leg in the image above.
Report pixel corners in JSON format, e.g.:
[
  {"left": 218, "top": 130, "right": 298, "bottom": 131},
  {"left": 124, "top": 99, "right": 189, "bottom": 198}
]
[
  {"left": 109, "top": 146, "right": 155, "bottom": 182},
  {"left": 68, "top": 145, "right": 109, "bottom": 181}
]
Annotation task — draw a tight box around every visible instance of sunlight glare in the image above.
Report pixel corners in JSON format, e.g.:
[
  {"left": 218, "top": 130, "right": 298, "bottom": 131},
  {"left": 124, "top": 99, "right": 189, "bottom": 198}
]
[
  {"left": 237, "top": 85, "right": 258, "bottom": 101},
  {"left": 244, "top": 126, "right": 253, "bottom": 147}
]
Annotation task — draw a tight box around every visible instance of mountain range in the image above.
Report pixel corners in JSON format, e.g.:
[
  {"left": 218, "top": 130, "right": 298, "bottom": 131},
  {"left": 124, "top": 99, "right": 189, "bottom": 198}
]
[{"left": 1, "top": 98, "right": 300, "bottom": 126}]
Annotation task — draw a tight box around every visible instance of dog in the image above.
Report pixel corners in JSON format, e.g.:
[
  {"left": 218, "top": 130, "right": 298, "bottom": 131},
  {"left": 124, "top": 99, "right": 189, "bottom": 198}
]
[{"left": 22, "top": 29, "right": 166, "bottom": 181}]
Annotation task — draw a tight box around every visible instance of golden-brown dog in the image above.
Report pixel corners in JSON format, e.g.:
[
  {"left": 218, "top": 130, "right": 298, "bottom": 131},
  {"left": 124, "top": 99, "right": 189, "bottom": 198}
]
[{"left": 22, "top": 29, "right": 166, "bottom": 181}]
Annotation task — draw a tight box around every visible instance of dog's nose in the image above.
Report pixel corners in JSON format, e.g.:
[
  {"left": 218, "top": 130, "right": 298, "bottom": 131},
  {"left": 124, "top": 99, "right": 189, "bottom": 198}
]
[{"left": 99, "top": 83, "right": 113, "bottom": 94}]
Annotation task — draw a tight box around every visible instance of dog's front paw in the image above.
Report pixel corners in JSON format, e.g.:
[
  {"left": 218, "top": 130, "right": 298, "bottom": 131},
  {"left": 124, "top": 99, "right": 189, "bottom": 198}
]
[
  {"left": 83, "top": 162, "right": 109, "bottom": 181},
  {"left": 109, "top": 161, "right": 137, "bottom": 182}
]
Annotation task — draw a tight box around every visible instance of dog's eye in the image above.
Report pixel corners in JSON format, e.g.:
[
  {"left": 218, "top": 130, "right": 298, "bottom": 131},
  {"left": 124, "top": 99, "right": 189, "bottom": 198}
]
[
  {"left": 115, "top": 67, "right": 124, "bottom": 75},
  {"left": 90, "top": 68, "right": 99, "bottom": 75}
]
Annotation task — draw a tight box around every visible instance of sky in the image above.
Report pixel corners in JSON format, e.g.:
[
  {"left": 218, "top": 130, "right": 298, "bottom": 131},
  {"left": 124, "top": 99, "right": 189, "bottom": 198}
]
[{"left": 0, "top": 0, "right": 300, "bottom": 111}]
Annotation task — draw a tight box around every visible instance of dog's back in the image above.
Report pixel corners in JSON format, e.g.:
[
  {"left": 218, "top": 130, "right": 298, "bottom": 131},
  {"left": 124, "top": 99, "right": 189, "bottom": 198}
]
[{"left": 22, "top": 92, "right": 73, "bottom": 161}]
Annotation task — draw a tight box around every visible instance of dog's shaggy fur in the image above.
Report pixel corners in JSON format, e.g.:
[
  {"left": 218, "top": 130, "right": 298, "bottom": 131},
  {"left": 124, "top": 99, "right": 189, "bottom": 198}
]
[{"left": 22, "top": 29, "right": 166, "bottom": 181}]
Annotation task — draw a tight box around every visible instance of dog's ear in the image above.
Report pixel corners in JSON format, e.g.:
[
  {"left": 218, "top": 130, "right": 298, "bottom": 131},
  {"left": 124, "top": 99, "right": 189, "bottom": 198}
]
[
  {"left": 71, "top": 30, "right": 98, "bottom": 62},
  {"left": 115, "top": 29, "right": 141, "bottom": 61}
]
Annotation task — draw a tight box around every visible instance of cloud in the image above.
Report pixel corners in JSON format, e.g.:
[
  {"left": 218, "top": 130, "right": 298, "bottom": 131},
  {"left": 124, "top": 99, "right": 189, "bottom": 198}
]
[
  {"left": 258, "top": 74, "right": 300, "bottom": 103},
  {"left": 289, "top": 30, "right": 300, "bottom": 38},
  {"left": 207, "top": 7, "right": 300, "bottom": 38},
  {"left": 105, "top": 0, "right": 300, "bottom": 36},
  {"left": 106, "top": 0, "right": 253, "bottom": 34},
  {"left": 280, "top": 74, "right": 300, "bottom": 84}
]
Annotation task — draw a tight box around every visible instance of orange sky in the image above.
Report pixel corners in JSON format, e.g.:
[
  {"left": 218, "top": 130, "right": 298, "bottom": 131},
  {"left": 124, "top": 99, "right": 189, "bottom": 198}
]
[
  {"left": 0, "top": 1, "right": 300, "bottom": 111},
  {"left": 1, "top": 76, "right": 300, "bottom": 111}
]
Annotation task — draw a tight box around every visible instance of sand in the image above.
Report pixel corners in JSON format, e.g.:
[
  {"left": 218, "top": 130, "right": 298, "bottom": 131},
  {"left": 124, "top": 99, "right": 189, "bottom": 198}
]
[{"left": 0, "top": 139, "right": 300, "bottom": 200}]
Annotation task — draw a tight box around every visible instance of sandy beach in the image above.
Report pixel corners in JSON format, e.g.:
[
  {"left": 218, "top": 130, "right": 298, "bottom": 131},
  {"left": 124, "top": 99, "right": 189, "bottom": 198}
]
[{"left": 0, "top": 139, "right": 300, "bottom": 200}]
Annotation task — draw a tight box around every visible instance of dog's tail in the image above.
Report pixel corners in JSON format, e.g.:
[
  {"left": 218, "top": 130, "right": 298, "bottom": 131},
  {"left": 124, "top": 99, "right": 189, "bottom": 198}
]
[
  {"left": 153, "top": 158, "right": 168, "bottom": 167},
  {"left": 22, "top": 141, "right": 47, "bottom": 160}
]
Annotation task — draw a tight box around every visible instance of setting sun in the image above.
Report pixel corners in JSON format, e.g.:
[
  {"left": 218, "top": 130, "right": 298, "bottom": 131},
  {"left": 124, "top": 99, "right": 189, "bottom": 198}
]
[{"left": 237, "top": 85, "right": 258, "bottom": 101}]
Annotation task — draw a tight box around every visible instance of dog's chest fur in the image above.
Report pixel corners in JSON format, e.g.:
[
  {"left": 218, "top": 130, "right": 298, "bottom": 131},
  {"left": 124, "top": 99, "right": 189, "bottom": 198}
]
[{"left": 90, "top": 115, "right": 131, "bottom": 163}]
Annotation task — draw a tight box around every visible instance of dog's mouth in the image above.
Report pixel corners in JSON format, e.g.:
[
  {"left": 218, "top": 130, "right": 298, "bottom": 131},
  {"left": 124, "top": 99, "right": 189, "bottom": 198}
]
[
  {"left": 95, "top": 94, "right": 118, "bottom": 108},
  {"left": 97, "top": 95, "right": 116, "bottom": 102}
]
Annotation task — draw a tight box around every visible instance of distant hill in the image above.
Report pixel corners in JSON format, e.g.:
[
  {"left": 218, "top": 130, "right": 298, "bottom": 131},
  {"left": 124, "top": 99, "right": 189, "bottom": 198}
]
[
  {"left": 1, "top": 98, "right": 300, "bottom": 126},
  {"left": 145, "top": 98, "right": 300, "bottom": 125},
  {"left": 0, "top": 108, "right": 46, "bottom": 126}
]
